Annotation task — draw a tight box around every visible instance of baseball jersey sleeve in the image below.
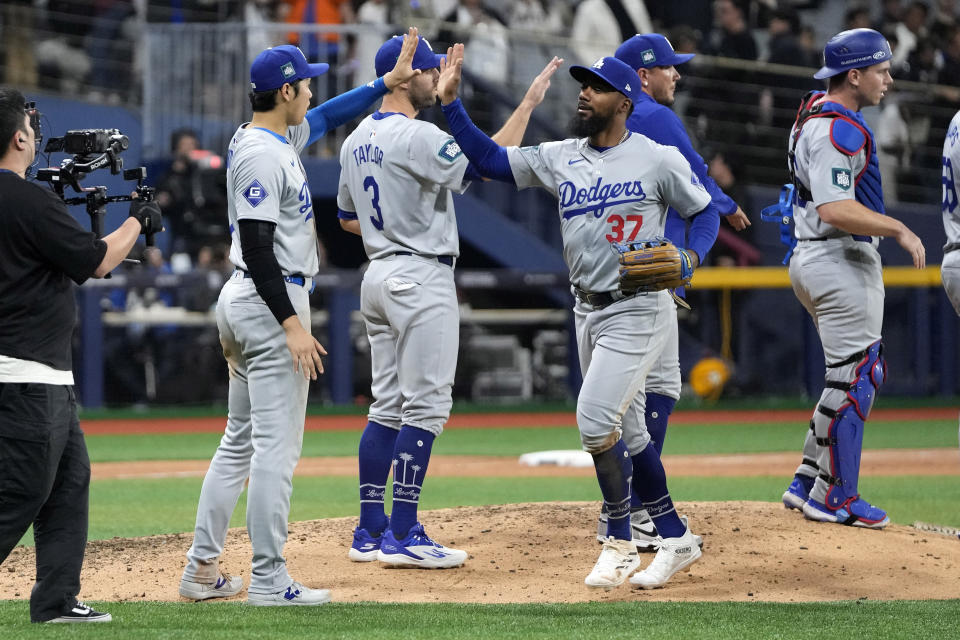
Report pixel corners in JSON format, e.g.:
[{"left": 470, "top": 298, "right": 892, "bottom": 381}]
[
  {"left": 336, "top": 150, "right": 357, "bottom": 216},
  {"left": 805, "top": 131, "right": 864, "bottom": 207},
  {"left": 231, "top": 145, "right": 285, "bottom": 224},
  {"left": 404, "top": 127, "right": 471, "bottom": 194},
  {"left": 506, "top": 142, "right": 565, "bottom": 192},
  {"left": 658, "top": 146, "right": 712, "bottom": 219}
]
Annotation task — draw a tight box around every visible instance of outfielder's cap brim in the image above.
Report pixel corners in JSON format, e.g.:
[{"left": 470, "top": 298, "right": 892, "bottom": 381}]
[{"left": 304, "top": 62, "right": 330, "bottom": 78}]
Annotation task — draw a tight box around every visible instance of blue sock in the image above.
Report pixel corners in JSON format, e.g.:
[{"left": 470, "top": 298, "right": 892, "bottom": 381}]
[
  {"left": 389, "top": 426, "right": 435, "bottom": 538},
  {"left": 645, "top": 393, "right": 676, "bottom": 456},
  {"left": 357, "top": 421, "right": 398, "bottom": 535},
  {"left": 631, "top": 443, "right": 685, "bottom": 539},
  {"left": 592, "top": 439, "right": 633, "bottom": 541}
]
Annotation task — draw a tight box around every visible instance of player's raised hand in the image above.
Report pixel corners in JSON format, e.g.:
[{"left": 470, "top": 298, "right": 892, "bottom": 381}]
[
  {"left": 723, "top": 207, "right": 751, "bottom": 231},
  {"left": 383, "top": 27, "right": 421, "bottom": 90},
  {"left": 520, "top": 57, "right": 563, "bottom": 108},
  {"left": 282, "top": 317, "right": 328, "bottom": 380},
  {"left": 438, "top": 43, "right": 464, "bottom": 105}
]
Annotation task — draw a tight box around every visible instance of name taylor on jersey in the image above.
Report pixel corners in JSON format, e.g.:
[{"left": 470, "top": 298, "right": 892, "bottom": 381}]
[{"left": 351, "top": 142, "right": 384, "bottom": 168}]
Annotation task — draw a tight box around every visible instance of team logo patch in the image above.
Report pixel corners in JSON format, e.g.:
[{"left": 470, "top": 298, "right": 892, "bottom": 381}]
[
  {"left": 438, "top": 139, "right": 462, "bottom": 162},
  {"left": 691, "top": 172, "right": 702, "bottom": 187},
  {"left": 592, "top": 58, "right": 605, "bottom": 69},
  {"left": 641, "top": 49, "right": 656, "bottom": 64},
  {"left": 281, "top": 62, "right": 296, "bottom": 79},
  {"left": 831, "top": 167, "right": 852, "bottom": 190},
  {"left": 243, "top": 179, "right": 268, "bottom": 207}
]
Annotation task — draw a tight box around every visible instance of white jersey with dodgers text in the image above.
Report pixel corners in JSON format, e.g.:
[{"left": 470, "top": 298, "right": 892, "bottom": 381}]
[
  {"left": 506, "top": 133, "right": 711, "bottom": 292},
  {"left": 226, "top": 121, "right": 320, "bottom": 276},
  {"left": 942, "top": 111, "right": 960, "bottom": 246},
  {"left": 337, "top": 112, "right": 470, "bottom": 259}
]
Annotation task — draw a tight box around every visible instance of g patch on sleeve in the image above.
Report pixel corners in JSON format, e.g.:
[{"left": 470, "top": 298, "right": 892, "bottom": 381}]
[
  {"left": 243, "top": 179, "right": 268, "bottom": 207},
  {"left": 438, "top": 138, "right": 463, "bottom": 162},
  {"left": 831, "top": 167, "right": 852, "bottom": 190}
]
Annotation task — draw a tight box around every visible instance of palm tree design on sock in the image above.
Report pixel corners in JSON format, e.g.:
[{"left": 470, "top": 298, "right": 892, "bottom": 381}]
[
  {"left": 410, "top": 464, "right": 421, "bottom": 485},
  {"left": 398, "top": 452, "right": 414, "bottom": 484}
]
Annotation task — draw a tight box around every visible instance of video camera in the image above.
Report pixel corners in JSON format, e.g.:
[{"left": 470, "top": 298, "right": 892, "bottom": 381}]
[{"left": 36, "top": 128, "right": 157, "bottom": 247}]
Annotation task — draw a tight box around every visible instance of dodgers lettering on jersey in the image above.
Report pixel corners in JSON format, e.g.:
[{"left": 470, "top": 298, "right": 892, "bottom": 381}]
[
  {"left": 506, "top": 133, "right": 710, "bottom": 293},
  {"left": 226, "top": 120, "right": 321, "bottom": 276},
  {"left": 942, "top": 112, "right": 960, "bottom": 246},
  {"left": 337, "top": 111, "right": 470, "bottom": 259}
]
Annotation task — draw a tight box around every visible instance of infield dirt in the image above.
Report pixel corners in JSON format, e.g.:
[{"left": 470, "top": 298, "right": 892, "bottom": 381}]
[{"left": 2, "top": 501, "right": 959, "bottom": 604}]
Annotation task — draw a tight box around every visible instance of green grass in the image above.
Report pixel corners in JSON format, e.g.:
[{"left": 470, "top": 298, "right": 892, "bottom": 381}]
[
  {"left": 83, "top": 419, "right": 960, "bottom": 462},
  {"left": 1, "top": 600, "right": 959, "bottom": 639}
]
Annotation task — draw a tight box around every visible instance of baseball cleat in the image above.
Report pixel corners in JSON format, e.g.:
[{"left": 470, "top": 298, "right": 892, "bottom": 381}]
[
  {"left": 782, "top": 475, "right": 813, "bottom": 511},
  {"left": 597, "top": 508, "right": 660, "bottom": 551},
  {"left": 348, "top": 526, "right": 384, "bottom": 562},
  {"left": 377, "top": 522, "right": 467, "bottom": 569},
  {"left": 179, "top": 573, "right": 244, "bottom": 600},
  {"left": 802, "top": 497, "right": 890, "bottom": 529},
  {"left": 629, "top": 525, "right": 702, "bottom": 589},
  {"left": 246, "top": 581, "right": 331, "bottom": 606},
  {"left": 46, "top": 602, "right": 112, "bottom": 623},
  {"left": 678, "top": 515, "right": 704, "bottom": 550},
  {"left": 585, "top": 537, "right": 641, "bottom": 589}
]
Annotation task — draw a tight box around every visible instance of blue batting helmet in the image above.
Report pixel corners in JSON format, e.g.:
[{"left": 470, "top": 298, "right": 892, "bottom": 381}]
[{"left": 814, "top": 28, "right": 892, "bottom": 80}]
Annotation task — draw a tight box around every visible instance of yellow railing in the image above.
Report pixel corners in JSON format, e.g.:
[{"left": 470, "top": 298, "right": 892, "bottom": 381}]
[{"left": 690, "top": 266, "right": 943, "bottom": 289}]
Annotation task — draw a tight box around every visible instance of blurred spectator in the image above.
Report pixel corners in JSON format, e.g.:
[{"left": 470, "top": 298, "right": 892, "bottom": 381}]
[
  {"left": 940, "top": 25, "right": 960, "bottom": 88},
  {"left": 146, "top": 0, "right": 241, "bottom": 22},
  {"left": 507, "top": 0, "right": 567, "bottom": 125},
  {"left": 876, "top": 93, "right": 912, "bottom": 205},
  {"left": 706, "top": 0, "right": 757, "bottom": 61},
  {"left": 845, "top": 5, "right": 873, "bottom": 31},
  {"left": 1, "top": 1, "right": 37, "bottom": 87},
  {"left": 154, "top": 129, "right": 228, "bottom": 260},
  {"left": 760, "top": 9, "right": 816, "bottom": 138},
  {"left": 35, "top": 0, "right": 94, "bottom": 95},
  {"left": 875, "top": 0, "right": 904, "bottom": 35},
  {"left": 569, "top": 0, "right": 653, "bottom": 65},
  {"left": 284, "top": 0, "right": 355, "bottom": 68},
  {"left": 902, "top": 38, "right": 940, "bottom": 83},
  {"left": 437, "top": 0, "right": 511, "bottom": 130},
  {"left": 86, "top": 0, "right": 138, "bottom": 103},
  {"left": 797, "top": 24, "right": 822, "bottom": 68},
  {"left": 647, "top": 0, "right": 714, "bottom": 38},
  {"left": 891, "top": 1, "right": 929, "bottom": 72},
  {"left": 931, "top": 0, "right": 960, "bottom": 49},
  {"left": 246, "top": 0, "right": 286, "bottom": 61},
  {"left": 352, "top": 0, "right": 394, "bottom": 86},
  {"left": 704, "top": 150, "right": 759, "bottom": 267}
]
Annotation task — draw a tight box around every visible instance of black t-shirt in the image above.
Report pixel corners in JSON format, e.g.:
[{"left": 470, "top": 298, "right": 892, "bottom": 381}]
[{"left": 0, "top": 172, "right": 107, "bottom": 370}]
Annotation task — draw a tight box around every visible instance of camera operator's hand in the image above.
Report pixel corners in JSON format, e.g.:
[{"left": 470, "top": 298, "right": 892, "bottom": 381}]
[{"left": 128, "top": 200, "right": 163, "bottom": 235}]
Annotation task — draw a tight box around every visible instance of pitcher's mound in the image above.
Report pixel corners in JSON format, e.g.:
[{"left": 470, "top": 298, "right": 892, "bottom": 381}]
[{"left": 2, "top": 501, "right": 958, "bottom": 603}]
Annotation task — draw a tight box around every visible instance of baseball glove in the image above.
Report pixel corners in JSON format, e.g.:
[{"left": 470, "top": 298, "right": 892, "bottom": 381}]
[{"left": 615, "top": 237, "right": 694, "bottom": 293}]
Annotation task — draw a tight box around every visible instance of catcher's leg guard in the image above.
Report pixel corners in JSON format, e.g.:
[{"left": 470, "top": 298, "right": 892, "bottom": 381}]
[{"left": 814, "top": 340, "right": 885, "bottom": 512}]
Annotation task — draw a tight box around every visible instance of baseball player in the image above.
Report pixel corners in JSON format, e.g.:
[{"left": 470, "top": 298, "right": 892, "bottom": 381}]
[
  {"left": 338, "top": 35, "right": 561, "bottom": 568},
  {"left": 439, "top": 46, "right": 713, "bottom": 589},
  {"left": 941, "top": 111, "right": 960, "bottom": 315},
  {"left": 778, "top": 29, "right": 925, "bottom": 528},
  {"left": 592, "top": 33, "right": 750, "bottom": 550},
  {"left": 179, "top": 30, "right": 421, "bottom": 605}
]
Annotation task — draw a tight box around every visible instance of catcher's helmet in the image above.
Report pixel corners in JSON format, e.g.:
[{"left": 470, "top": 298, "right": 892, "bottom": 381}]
[{"left": 814, "top": 28, "right": 892, "bottom": 80}]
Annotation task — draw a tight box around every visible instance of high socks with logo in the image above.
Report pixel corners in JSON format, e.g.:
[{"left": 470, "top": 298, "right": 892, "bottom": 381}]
[
  {"left": 357, "top": 421, "right": 398, "bottom": 536},
  {"left": 389, "top": 426, "right": 435, "bottom": 538}
]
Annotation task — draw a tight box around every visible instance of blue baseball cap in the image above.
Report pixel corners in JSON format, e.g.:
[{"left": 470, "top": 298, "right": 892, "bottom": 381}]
[
  {"left": 374, "top": 35, "right": 445, "bottom": 78},
  {"left": 615, "top": 34, "right": 695, "bottom": 70},
  {"left": 569, "top": 57, "right": 637, "bottom": 100},
  {"left": 250, "top": 45, "right": 329, "bottom": 92}
]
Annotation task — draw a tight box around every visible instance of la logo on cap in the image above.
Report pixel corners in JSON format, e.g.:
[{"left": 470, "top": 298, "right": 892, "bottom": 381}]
[
  {"left": 641, "top": 49, "right": 656, "bottom": 64},
  {"left": 592, "top": 58, "right": 605, "bottom": 69},
  {"left": 281, "top": 62, "right": 295, "bottom": 79}
]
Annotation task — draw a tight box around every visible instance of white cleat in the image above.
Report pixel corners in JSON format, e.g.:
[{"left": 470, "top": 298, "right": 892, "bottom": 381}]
[
  {"left": 629, "top": 526, "right": 702, "bottom": 590},
  {"left": 179, "top": 573, "right": 244, "bottom": 600},
  {"left": 585, "top": 537, "right": 641, "bottom": 589},
  {"left": 246, "top": 582, "right": 331, "bottom": 606}
]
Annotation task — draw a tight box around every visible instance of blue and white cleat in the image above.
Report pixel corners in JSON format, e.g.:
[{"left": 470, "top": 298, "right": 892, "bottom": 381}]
[
  {"left": 348, "top": 527, "right": 384, "bottom": 562},
  {"left": 247, "top": 581, "right": 331, "bottom": 606},
  {"left": 802, "top": 497, "right": 890, "bottom": 529},
  {"left": 179, "top": 573, "right": 244, "bottom": 600},
  {"left": 782, "top": 475, "right": 812, "bottom": 511},
  {"left": 377, "top": 523, "right": 467, "bottom": 569}
]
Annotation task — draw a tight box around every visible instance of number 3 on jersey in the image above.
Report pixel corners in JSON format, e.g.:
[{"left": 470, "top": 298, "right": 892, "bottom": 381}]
[
  {"left": 364, "top": 176, "right": 384, "bottom": 230},
  {"left": 944, "top": 156, "right": 958, "bottom": 214},
  {"left": 605, "top": 214, "right": 643, "bottom": 243}
]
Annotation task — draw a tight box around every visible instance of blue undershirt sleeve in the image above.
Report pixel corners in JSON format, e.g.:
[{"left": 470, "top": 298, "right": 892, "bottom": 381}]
[
  {"left": 306, "top": 77, "right": 388, "bottom": 146},
  {"left": 686, "top": 202, "right": 720, "bottom": 264},
  {"left": 440, "top": 98, "right": 515, "bottom": 184}
]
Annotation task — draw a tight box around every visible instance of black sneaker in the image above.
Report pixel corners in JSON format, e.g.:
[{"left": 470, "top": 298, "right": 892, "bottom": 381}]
[{"left": 46, "top": 601, "right": 112, "bottom": 623}]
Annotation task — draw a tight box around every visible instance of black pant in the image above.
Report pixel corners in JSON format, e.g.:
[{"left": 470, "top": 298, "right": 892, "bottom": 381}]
[{"left": 0, "top": 383, "right": 90, "bottom": 622}]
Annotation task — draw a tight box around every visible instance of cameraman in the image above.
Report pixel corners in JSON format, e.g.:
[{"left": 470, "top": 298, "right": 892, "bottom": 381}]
[{"left": 0, "top": 88, "right": 161, "bottom": 624}]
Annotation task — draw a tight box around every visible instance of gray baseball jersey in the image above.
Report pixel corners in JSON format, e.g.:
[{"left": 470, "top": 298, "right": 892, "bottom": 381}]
[
  {"left": 226, "top": 121, "right": 319, "bottom": 275},
  {"left": 941, "top": 111, "right": 960, "bottom": 314},
  {"left": 507, "top": 133, "right": 711, "bottom": 292},
  {"left": 791, "top": 118, "right": 878, "bottom": 248},
  {"left": 337, "top": 112, "right": 469, "bottom": 257}
]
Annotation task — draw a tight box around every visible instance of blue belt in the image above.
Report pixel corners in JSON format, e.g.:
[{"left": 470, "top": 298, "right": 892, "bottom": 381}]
[
  {"left": 237, "top": 269, "right": 310, "bottom": 288},
  {"left": 394, "top": 251, "right": 455, "bottom": 267}
]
